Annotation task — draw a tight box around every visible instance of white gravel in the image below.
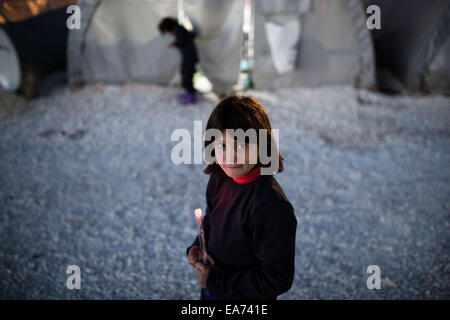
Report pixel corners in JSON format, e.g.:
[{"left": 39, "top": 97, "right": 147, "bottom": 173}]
[{"left": 0, "top": 80, "right": 449, "bottom": 299}]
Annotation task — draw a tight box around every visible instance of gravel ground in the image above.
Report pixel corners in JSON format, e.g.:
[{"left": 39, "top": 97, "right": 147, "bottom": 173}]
[{"left": 0, "top": 80, "right": 449, "bottom": 299}]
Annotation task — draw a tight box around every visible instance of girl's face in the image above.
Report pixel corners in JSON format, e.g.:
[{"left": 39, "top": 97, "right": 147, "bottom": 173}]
[{"left": 214, "top": 131, "right": 257, "bottom": 178}]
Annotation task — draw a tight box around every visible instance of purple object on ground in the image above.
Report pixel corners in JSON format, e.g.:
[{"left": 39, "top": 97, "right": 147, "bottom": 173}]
[{"left": 178, "top": 92, "right": 196, "bottom": 105}]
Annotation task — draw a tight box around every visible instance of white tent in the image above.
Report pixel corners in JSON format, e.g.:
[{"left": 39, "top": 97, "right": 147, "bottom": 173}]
[
  {"left": 252, "top": 0, "right": 375, "bottom": 89},
  {"left": 68, "top": 0, "right": 244, "bottom": 95},
  {"left": 68, "top": 0, "right": 180, "bottom": 85},
  {"left": 68, "top": 0, "right": 377, "bottom": 93},
  {"left": 0, "top": 27, "right": 21, "bottom": 92},
  {"left": 368, "top": 0, "right": 449, "bottom": 94},
  {"left": 184, "top": 0, "right": 244, "bottom": 94}
]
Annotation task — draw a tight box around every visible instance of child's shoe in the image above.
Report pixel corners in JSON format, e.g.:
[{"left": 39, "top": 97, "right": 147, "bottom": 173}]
[{"left": 179, "top": 92, "right": 196, "bottom": 105}]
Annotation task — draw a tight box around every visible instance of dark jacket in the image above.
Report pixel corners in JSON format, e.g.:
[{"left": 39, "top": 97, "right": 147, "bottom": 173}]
[
  {"left": 187, "top": 172, "right": 297, "bottom": 300},
  {"left": 174, "top": 25, "right": 198, "bottom": 63}
]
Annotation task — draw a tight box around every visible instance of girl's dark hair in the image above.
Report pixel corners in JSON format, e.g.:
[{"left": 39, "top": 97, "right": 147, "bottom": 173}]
[
  {"left": 204, "top": 95, "right": 284, "bottom": 175},
  {"left": 158, "top": 17, "right": 178, "bottom": 34}
]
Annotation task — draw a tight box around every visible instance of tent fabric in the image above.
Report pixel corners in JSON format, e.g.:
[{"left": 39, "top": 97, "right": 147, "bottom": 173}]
[
  {"left": 68, "top": 0, "right": 180, "bottom": 85},
  {"left": 368, "top": 0, "right": 449, "bottom": 94},
  {"left": 3, "top": 6, "right": 70, "bottom": 75},
  {"left": 184, "top": 0, "right": 244, "bottom": 95},
  {"left": 264, "top": 16, "right": 301, "bottom": 74},
  {"left": 68, "top": 0, "right": 245, "bottom": 94},
  {"left": 0, "top": 27, "right": 20, "bottom": 91},
  {"left": 67, "top": 0, "right": 99, "bottom": 86},
  {"left": 424, "top": 5, "right": 449, "bottom": 94},
  {"left": 256, "top": 0, "right": 311, "bottom": 14},
  {"left": 347, "top": 0, "right": 375, "bottom": 88},
  {"left": 68, "top": 0, "right": 375, "bottom": 92},
  {"left": 253, "top": 0, "right": 375, "bottom": 89}
]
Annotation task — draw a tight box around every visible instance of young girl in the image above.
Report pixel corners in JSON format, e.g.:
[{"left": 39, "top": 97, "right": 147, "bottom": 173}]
[{"left": 186, "top": 95, "right": 297, "bottom": 300}]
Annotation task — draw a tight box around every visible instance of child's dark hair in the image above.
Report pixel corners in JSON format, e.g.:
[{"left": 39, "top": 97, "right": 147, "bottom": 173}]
[
  {"left": 204, "top": 95, "right": 284, "bottom": 175},
  {"left": 158, "top": 17, "right": 178, "bottom": 34}
]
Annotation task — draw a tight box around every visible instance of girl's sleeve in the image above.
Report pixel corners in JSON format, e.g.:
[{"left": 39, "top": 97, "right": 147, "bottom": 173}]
[{"left": 206, "top": 199, "right": 297, "bottom": 299}]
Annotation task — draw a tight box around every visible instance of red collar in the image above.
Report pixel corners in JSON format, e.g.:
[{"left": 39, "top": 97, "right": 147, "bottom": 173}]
[{"left": 232, "top": 166, "right": 261, "bottom": 184}]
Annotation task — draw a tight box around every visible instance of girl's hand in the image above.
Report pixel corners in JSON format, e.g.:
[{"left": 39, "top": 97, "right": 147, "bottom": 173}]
[
  {"left": 187, "top": 245, "right": 200, "bottom": 266},
  {"left": 194, "top": 254, "right": 215, "bottom": 289}
]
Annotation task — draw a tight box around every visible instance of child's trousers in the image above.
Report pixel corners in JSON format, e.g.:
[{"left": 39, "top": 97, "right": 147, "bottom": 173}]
[{"left": 181, "top": 58, "right": 196, "bottom": 94}]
